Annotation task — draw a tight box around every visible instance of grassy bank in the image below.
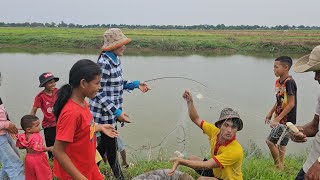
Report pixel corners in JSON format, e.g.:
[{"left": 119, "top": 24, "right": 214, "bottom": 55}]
[
  {"left": 0, "top": 27, "right": 319, "bottom": 55},
  {"left": 0, "top": 153, "right": 305, "bottom": 179},
  {"left": 114, "top": 154, "right": 304, "bottom": 179}
]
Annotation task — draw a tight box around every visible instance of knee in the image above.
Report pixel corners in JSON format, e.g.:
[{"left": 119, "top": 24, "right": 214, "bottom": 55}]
[{"left": 266, "top": 139, "right": 272, "bottom": 146}]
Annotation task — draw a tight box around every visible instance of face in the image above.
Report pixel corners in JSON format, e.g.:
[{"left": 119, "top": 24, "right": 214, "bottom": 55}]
[
  {"left": 273, "top": 61, "right": 288, "bottom": 77},
  {"left": 44, "top": 79, "right": 56, "bottom": 91},
  {"left": 314, "top": 71, "right": 320, "bottom": 84},
  {"left": 82, "top": 75, "right": 102, "bottom": 99},
  {"left": 27, "top": 119, "right": 41, "bottom": 133},
  {"left": 219, "top": 120, "right": 237, "bottom": 141},
  {"left": 113, "top": 45, "right": 126, "bottom": 56}
]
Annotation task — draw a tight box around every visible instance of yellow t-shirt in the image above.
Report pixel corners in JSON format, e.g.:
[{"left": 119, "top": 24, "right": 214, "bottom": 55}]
[{"left": 201, "top": 120, "right": 243, "bottom": 180}]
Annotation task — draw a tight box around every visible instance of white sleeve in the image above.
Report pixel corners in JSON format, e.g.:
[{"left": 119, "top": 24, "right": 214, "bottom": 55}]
[{"left": 315, "top": 94, "right": 320, "bottom": 116}]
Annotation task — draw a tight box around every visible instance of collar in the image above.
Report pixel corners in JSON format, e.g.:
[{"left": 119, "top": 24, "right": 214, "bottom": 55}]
[
  {"left": 214, "top": 133, "right": 236, "bottom": 155},
  {"left": 278, "top": 76, "right": 291, "bottom": 84},
  {"left": 216, "top": 133, "right": 236, "bottom": 146},
  {"left": 103, "top": 51, "right": 120, "bottom": 66}
]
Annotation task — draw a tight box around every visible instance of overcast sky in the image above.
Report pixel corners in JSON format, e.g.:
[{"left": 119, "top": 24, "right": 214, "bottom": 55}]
[{"left": 1, "top": 0, "right": 319, "bottom": 26}]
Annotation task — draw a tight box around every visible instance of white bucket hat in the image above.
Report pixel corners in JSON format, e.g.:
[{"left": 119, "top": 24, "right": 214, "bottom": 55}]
[
  {"left": 294, "top": 45, "right": 320, "bottom": 73},
  {"left": 101, "top": 28, "right": 131, "bottom": 51}
]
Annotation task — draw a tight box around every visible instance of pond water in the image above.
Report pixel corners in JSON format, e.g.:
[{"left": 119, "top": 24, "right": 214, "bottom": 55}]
[{"left": 0, "top": 52, "right": 317, "bottom": 159}]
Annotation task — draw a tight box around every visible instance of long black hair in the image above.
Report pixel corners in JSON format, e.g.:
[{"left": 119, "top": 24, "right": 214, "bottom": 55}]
[{"left": 53, "top": 59, "right": 101, "bottom": 119}]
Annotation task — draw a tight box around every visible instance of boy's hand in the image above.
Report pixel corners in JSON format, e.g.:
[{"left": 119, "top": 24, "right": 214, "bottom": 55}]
[
  {"left": 168, "top": 157, "right": 181, "bottom": 176},
  {"left": 265, "top": 113, "right": 272, "bottom": 124},
  {"left": 264, "top": 118, "right": 271, "bottom": 124},
  {"left": 7, "top": 123, "right": 18, "bottom": 134},
  {"left": 139, "top": 82, "right": 151, "bottom": 93},
  {"left": 182, "top": 90, "right": 193, "bottom": 103},
  {"left": 98, "top": 124, "right": 119, "bottom": 138},
  {"left": 118, "top": 112, "right": 131, "bottom": 123},
  {"left": 270, "top": 120, "right": 279, "bottom": 128}
]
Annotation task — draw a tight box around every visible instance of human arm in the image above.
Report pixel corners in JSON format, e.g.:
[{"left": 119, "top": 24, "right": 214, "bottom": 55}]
[
  {"left": 305, "top": 159, "right": 320, "bottom": 180},
  {"left": 265, "top": 102, "right": 276, "bottom": 124},
  {"left": 271, "top": 95, "right": 295, "bottom": 127},
  {"left": 53, "top": 140, "right": 87, "bottom": 180},
  {"left": 30, "top": 107, "right": 38, "bottom": 116},
  {"left": 123, "top": 81, "right": 151, "bottom": 93},
  {"left": 168, "top": 157, "right": 218, "bottom": 176},
  {"left": 183, "top": 90, "right": 202, "bottom": 127},
  {"left": 291, "top": 114, "right": 319, "bottom": 143},
  {"left": 0, "top": 107, "right": 18, "bottom": 134}
]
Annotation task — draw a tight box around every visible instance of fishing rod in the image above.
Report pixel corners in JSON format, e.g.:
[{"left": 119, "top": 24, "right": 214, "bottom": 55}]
[{"left": 144, "top": 76, "right": 208, "bottom": 88}]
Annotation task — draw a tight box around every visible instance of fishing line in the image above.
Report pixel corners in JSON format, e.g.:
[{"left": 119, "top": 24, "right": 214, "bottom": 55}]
[{"left": 145, "top": 76, "right": 208, "bottom": 88}]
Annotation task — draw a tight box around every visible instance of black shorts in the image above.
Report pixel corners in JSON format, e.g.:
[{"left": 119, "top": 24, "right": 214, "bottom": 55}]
[
  {"left": 195, "top": 158, "right": 223, "bottom": 180},
  {"left": 267, "top": 124, "right": 290, "bottom": 146}
]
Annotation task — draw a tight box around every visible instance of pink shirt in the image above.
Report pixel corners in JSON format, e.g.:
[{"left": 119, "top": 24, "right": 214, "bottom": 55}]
[
  {"left": 16, "top": 132, "right": 46, "bottom": 152},
  {"left": 0, "top": 104, "right": 10, "bottom": 135}
]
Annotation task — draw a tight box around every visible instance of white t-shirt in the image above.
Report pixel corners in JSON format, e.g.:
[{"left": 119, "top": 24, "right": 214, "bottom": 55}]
[{"left": 303, "top": 94, "right": 320, "bottom": 172}]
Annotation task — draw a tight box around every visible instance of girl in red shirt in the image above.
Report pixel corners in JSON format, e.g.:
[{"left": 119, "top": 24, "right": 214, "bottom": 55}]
[{"left": 52, "top": 59, "right": 119, "bottom": 180}]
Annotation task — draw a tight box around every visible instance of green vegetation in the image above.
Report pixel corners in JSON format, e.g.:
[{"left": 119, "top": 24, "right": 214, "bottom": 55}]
[
  {"left": 107, "top": 154, "right": 304, "bottom": 179},
  {"left": 1, "top": 153, "right": 305, "bottom": 179},
  {"left": 0, "top": 27, "right": 319, "bottom": 55}
]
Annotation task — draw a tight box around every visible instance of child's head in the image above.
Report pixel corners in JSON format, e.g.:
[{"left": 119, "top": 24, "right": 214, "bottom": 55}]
[
  {"left": 101, "top": 28, "right": 131, "bottom": 56},
  {"left": 54, "top": 59, "right": 102, "bottom": 119},
  {"left": 21, "top": 115, "right": 40, "bottom": 133},
  {"left": 39, "top": 72, "right": 59, "bottom": 91},
  {"left": 274, "top": 56, "right": 293, "bottom": 77}
]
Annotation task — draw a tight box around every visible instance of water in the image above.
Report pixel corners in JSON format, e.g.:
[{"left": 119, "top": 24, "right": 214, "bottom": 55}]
[{"left": 0, "top": 52, "right": 317, "bottom": 158}]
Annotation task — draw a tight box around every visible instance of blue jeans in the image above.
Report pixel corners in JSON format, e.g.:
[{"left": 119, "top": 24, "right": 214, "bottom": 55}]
[{"left": 0, "top": 133, "right": 24, "bottom": 180}]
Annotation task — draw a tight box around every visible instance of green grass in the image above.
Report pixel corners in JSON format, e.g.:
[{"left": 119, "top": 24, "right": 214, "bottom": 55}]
[
  {"left": 1, "top": 153, "right": 304, "bottom": 179},
  {"left": 0, "top": 27, "right": 319, "bottom": 55}
]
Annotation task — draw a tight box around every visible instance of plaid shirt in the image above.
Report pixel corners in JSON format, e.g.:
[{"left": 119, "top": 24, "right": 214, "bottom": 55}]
[{"left": 90, "top": 52, "right": 133, "bottom": 125}]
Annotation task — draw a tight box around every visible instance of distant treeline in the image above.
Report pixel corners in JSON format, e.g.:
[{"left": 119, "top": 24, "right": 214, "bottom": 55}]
[{"left": 1, "top": 22, "right": 320, "bottom": 30}]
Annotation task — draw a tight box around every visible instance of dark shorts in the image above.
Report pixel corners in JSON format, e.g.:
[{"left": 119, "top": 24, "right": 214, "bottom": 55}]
[
  {"left": 295, "top": 168, "right": 305, "bottom": 180},
  {"left": 195, "top": 158, "right": 223, "bottom": 180},
  {"left": 267, "top": 124, "right": 290, "bottom": 146}
]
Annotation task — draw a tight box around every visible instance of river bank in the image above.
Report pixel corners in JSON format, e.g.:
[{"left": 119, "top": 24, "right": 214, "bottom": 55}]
[{"left": 0, "top": 27, "right": 319, "bottom": 55}]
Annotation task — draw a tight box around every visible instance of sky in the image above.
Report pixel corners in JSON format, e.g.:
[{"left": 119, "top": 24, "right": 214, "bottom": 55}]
[{"left": 1, "top": 0, "right": 319, "bottom": 26}]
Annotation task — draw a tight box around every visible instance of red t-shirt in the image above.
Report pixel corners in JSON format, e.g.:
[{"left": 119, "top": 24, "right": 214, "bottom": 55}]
[
  {"left": 53, "top": 99, "right": 103, "bottom": 180},
  {"left": 33, "top": 88, "right": 58, "bottom": 128}
]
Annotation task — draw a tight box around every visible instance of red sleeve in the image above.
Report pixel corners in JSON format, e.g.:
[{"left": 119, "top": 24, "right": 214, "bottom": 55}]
[
  {"left": 33, "top": 93, "right": 42, "bottom": 108},
  {"left": 56, "top": 110, "right": 79, "bottom": 143},
  {"left": 213, "top": 157, "right": 224, "bottom": 169},
  {"left": 200, "top": 120, "right": 205, "bottom": 129}
]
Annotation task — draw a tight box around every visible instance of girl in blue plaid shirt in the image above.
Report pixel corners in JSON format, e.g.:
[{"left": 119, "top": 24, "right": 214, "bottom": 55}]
[{"left": 90, "top": 28, "right": 150, "bottom": 179}]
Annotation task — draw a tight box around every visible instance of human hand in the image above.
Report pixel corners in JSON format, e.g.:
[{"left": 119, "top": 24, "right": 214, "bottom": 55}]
[
  {"left": 7, "top": 123, "right": 18, "bottom": 134},
  {"left": 290, "top": 126, "right": 307, "bottom": 143},
  {"left": 98, "top": 124, "right": 119, "bottom": 138},
  {"left": 182, "top": 90, "right": 193, "bottom": 103},
  {"left": 270, "top": 119, "right": 279, "bottom": 128},
  {"left": 167, "top": 157, "right": 181, "bottom": 176},
  {"left": 46, "top": 146, "right": 54, "bottom": 152},
  {"left": 265, "top": 113, "right": 272, "bottom": 124},
  {"left": 139, "top": 82, "right": 151, "bottom": 93},
  {"left": 10, "top": 133, "right": 17, "bottom": 140},
  {"left": 305, "top": 160, "right": 320, "bottom": 180},
  {"left": 118, "top": 112, "right": 131, "bottom": 123}
]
